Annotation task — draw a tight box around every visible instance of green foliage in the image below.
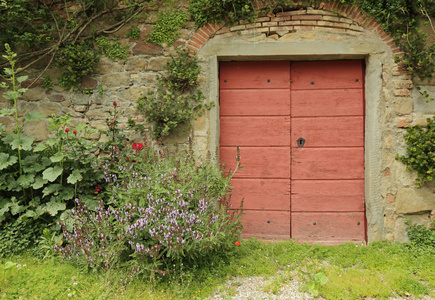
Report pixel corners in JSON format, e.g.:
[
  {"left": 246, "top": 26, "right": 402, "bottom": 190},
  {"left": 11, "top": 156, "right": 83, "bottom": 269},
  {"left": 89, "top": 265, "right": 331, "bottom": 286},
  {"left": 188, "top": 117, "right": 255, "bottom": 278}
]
[
  {"left": 188, "top": 0, "right": 255, "bottom": 28},
  {"left": 298, "top": 259, "right": 328, "bottom": 297},
  {"left": 0, "top": 217, "right": 46, "bottom": 257},
  {"left": 396, "top": 117, "right": 435, "bottom": 187},
  {"left": 55, "top": 41, "right": 99, "bottom": 90},
  {"left": 126, "top": 25, "right": 141, "bottom": 39},
  {"left": 406, "top": 219, "right": 435, "bottom": 254},
  {"left": 147, "top": 9, "right": 189, "bottom": 46},
  {"left": 162, "top": 48, "right": 201, "bottom": 92},
  {"left": 137, "top": 50, "right": 213, "bottom": 138},
  {"left": 42, "top": 75, "right": 53, "bottom": 91},
  {"left": 56, "top": 142, "right": 243, "bottom": 276},
  {"left": 96, "top": 36, "right": 129, "bottom": 60}
]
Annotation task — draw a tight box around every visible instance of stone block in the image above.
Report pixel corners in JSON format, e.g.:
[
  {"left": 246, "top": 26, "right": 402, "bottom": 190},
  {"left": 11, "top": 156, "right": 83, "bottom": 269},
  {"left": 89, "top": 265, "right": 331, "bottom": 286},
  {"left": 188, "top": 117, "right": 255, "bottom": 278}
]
[
  {"left": 23, "top": 87, "right": 45, "bottom": 101},
  {"left": 101, "top": 72, "right": 131, "bottom": 87},
  {"left": 39, "top": 102, "right": 61, "bottom": 116},
  {"left": 396, "top": 187, "right": 435, "bottom": 214},
  {"left": 395, "top": 97, "right": 413, "bottom": 115},
  {"left": 132, "top": 42, "right": 164, "bottom": 55},
  {"left": 126, "top": 57, "right": 147, "bottom": 71},
  {"left": 87, "top": 109, "right": 111, "bottom": 120},
  {"left": 147, "top": 57, "right": 171, "bottom": 71},
  {"left": 70, "top": 94, "right": 91, "bottom": 106},
  {"left": 80, "top": 77, "right": 98, "bottom": 90},
  {"left": 48, "top": 94, "right": 65, "bottom": 102},
  {"left": 24, "top": 119, "right": 48, "bottom": 141}
]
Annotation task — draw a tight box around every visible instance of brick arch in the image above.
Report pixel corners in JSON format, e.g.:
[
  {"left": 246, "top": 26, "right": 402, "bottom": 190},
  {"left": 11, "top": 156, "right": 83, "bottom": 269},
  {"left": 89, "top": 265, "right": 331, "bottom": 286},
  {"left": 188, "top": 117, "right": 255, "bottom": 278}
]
[{"left": 186, "top": 1, "right": 403, "bottom": 59}]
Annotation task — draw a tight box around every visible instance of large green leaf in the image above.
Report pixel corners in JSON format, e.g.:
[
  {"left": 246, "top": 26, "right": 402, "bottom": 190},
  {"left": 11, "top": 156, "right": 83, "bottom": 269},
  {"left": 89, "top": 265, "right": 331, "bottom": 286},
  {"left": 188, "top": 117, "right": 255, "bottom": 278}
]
[
  {"left": 42, "top": 183, "right": 61, "bottom": 198},
  {"left": 42, "top": 166, "right": 63, "bottom": 182},
  {"left": 17, "top": 174, "right": 35, "bottom": 189},
  {"left": 0, "top": 153, "right": 18, "bottom": 170},
  {"left": 17, "top": 75, "right": 28, "bottom": 83},
  {"left": 67, "top": 169, "right": 83, "bottom": 184},
  {"left": 10, "top": 202, "right": 25, "bottom": 215},
  {"left": 10, "top": 135, "right": 35, "bottom": 151},
  {"left": 0, "top": 108, "right": 16, "bottom": 117},
  {"left": 43, "top": 201, "right": 66, "bottom": 216},
  {"left": 32, "top": 176, "right": 48, "bottom": 189},
  {"left": 49, "top": 152, "right": 66, "bottom": 163}
]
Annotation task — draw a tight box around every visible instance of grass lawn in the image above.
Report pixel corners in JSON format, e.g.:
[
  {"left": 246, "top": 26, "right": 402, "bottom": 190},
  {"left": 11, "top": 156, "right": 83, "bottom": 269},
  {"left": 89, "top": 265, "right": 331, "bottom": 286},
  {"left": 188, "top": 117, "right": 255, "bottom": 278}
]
[{"left": 1, "top": 239, "right": 434, "bottom": 299}]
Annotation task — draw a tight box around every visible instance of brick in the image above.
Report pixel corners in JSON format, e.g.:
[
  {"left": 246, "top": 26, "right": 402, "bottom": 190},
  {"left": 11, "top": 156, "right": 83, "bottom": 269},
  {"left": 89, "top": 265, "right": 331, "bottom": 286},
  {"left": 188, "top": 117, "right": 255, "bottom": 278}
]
[
  {"left": 348, "top": 6, "right": 360, "bottom": 19},
  {"left": 395, "top": 80, "right": 413, "bottom": 89},
  {"left": 201, "top": 25, "right": 213, "bottom": 35},
  {"left": 230, "top": 24, "right": 246, "bottom": 31},
  {"left": 206, "top": 23, "right": 218, "bottom": 34},
  {"left": 187, "top": 44, "right": 198, "bottom": 53},
  {"left": 322, "top": 16, "right": 340, "bottom": 22},
  {"left": 300, "top": 20, "right": 317, "bottom": 26},
  {"left": 188, "top": 40, "right": 201, "bottom": 49},
  {"left": 293, "top": 25, "right": 314, "bottom": 31},
  {"left": 271, "top": 16, "right": 289, "bottom": 22},
  {"left": 277, "top": 9, "right": 307, "bottom": 17},
  {"left": 256, "top": 17, "right": 272, "bottom": 22},
  {"left": 269, "top": 26, "right": 294, "bottom": 32},
  {"left": 191, "top": 34, "right": 206, "bottom": 44},
  {"left": 349, "top": 24, "right": 363, "bottom": 31},
  {"left": 334, "top": 22, "right": 351, "bottom": 29},
  {"left": 317, "top": 21, "right": 335, "bottom": 27},
  {"left": 394, "top": 89, "right": 411, "bottom": 96},
  {"left": 216, "top": 27, "right": 230, "bottom": 34},
  {"left": 339, "top": 17, "right": 353, "bottom": 24},
  {"left": 306, "top": 9, "right": 337, "bottom": 16},
  {"left": 279, "top": 20, "right": 301, "bottom": 26},
  {"left": 292, "top": 14, "right": 322, "bottom": 20},
  {"left": 262, "top": 22, "right": 278, "bottom": 27}
]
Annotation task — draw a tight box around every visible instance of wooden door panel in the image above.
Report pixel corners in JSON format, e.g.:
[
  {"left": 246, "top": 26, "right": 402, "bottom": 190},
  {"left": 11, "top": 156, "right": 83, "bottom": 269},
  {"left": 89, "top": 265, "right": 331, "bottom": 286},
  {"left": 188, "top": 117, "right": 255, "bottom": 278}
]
[
  {"left": 291, "top": 148, "right": 364, "bottom": 179},
  {"left": 240, "top": 210, "right": 291, "bottom": 240},
  {"left": 221, "top": 116, "right": 290, "bottom": 146},
  {"left": 291, "top": 89, "right": 364, "bottom": 117},
  {"left": 291, "top": 117, "right": 364, "bottom": 148},
  {"left": 220, "top": 146, "right": 290, "bottom": 179},
  {"left": 220, "top": 89, "right": 291, "bottom": 116},
  {"left": 291, "top": 180, "right": 365, "bottom": 212},
  {"left": 291, "top": 61, "right": 363, "bottom": 90},
  {"left": 220, "top": 61, "right": 290, "bottom": 89},
  {"left": 292, "top": 212, "right": 365, "bottom": 243},
  {"left": 230, "top": 178, "right": 290, "bottom": 210}
]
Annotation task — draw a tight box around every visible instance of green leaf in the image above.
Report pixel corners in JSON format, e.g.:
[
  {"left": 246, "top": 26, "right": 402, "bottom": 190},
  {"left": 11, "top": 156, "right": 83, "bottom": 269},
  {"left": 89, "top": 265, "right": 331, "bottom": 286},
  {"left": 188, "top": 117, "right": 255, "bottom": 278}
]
[
  {"left": 42, "top": 166, "right": 63, "bottom": 182},
  {"left": 42, "top": 184, "right": 61, "bottom": 198},
  {"left": 50, "top": 152, "right": 65, "bottom": 163},
  {"left": 67, "top": 169, "right": 83, "bottom": 184},
  {"left": 10, "top": 202, "right": 25, "bottom": 215},
  {"left": 25, "top": 111, "right": 45, "bottom": 121},
  {"left": 43, "top": 201, "right": 66, "bottom": 216},
  {"left": 33, "top": 142, "right": 48, "bottom": 152},
  {"left": 3, "top": 261, "right": 16, "bottom": 270},
  {"left": 10, "top": 135, "right": 35, "bottom": 151},
  {"left": 17, "top": 76, "right": 28, "bottom": 83},
  {"left": 0, "top": 108, "right": 16, "bottom": 117},
  {"left": 0, "top": 153, "right": 18, "bottom": 170},
  {"left": 17, "top": 174, "right": 35, "bottom": 189},
  {"left": 32, "top": 176, "right": 48, "bottom": 189}
]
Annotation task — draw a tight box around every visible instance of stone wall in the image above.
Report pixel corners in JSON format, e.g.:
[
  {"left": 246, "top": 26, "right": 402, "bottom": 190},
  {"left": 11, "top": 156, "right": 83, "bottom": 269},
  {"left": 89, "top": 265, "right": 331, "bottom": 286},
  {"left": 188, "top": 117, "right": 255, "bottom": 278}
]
[{"left": 1, "top": 1, "right": 434, "bottom": 242}]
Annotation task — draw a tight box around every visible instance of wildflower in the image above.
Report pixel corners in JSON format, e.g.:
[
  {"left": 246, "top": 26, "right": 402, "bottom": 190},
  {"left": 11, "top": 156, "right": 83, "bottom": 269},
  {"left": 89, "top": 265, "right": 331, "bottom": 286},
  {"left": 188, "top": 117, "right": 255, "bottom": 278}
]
[
  {"left": 113, "top": 101, "right": 117, "bottom": 106},
  {"left": 235, "top": 241, "right": 240, "bottom": 246},
  {"left": 132, "top": 143, "right": 144, "bottom": 150},
  {"left": 94, "top": 186, "right": 102, "bottom": 194},
  {"left": 65, "top": 128, "right": 69, "bottom": 133},
  {"left": 73, "top": 130, "right": 77, "bottom": 135}
]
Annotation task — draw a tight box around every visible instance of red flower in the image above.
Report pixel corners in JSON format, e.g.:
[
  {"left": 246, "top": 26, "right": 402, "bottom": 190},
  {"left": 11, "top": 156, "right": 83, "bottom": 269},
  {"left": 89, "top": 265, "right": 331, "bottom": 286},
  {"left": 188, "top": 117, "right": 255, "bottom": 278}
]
[
  {"left": 94, "top": 186, "right": 102, "bottom": 194},
  {"left": 235, "top": 241, "right": 240, "bottom": 246},
  {"left": 73, "top": 130, "right": 77, "bottom": 135},
  {"left": 65, "top": 128, "right": 69, "bottom": 133},
  {"left": 132, "top": 143, "right": 144, "bottom": 150},
  {"left": 132, "top": 159, "right": 136, "bottom": 162},
  {"left": 113, "top": 101, "right": 117, "bottom": 106}
]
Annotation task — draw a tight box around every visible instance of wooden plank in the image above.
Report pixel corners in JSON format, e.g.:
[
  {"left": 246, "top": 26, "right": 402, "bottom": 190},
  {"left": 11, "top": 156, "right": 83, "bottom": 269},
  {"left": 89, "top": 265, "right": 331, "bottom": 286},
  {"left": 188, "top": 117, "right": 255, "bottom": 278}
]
[
  {"left": 291, "top": 116, "right": 364, "bottom": 148},
  {"left": 291, "top": 60, "right": 363, "bottom": 90},
  {"left": 291, "top": 89, "right": 363, "bottom": 117},
  {"left": 220, "top": 146, "right": 290, "bottom": 179},
  {"left": 220, "top": 61, "right": 290, "bottom": 89},
  {"left": 291, "top": 212, "right": 365, "bottom": 243},
  {"left": 220, "top": 89, "right": 291, "bottom": 116},
  {"left": 220, "top": 116, "right": 290, "bottom": 146},
  {"left": 291, "top": 148, "right": 364, "bottom": 179},
  {"left": 291, "top": 180, "right": 365, "bottom": 212},
  {"left": 230, "top": 178, "right": 290, "bottom": 210},
  {"left": 240, "top": 210, "right": 291, "bottom": 239}
]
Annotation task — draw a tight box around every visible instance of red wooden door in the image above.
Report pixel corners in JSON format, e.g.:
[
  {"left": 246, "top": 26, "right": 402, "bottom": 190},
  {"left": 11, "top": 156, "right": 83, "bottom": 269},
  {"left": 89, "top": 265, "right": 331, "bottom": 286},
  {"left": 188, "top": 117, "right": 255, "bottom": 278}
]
[{"left": 219, "top": 60, "right": 365, "bottom": 243}]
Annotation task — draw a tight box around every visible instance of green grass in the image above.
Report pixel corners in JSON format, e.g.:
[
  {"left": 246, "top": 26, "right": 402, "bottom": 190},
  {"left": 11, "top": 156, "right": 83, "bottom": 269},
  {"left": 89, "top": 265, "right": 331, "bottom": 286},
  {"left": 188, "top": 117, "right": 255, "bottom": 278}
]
[{"left": 1, "top": 239, "right": 434, "bottom": 299}]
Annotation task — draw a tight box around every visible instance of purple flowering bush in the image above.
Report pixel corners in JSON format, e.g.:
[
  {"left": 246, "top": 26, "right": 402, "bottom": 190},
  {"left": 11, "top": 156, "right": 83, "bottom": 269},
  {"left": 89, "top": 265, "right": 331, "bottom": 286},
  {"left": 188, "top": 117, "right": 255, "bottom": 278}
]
[{"left": 55, "top": 142, "right": 243, "bottom": 276}]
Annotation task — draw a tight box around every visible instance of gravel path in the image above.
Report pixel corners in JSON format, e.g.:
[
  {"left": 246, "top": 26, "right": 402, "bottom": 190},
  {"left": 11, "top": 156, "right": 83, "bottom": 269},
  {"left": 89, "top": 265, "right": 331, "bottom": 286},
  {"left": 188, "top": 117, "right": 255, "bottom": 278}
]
[{"left": 206, "top": 273, "right": 435, "bottom": 300}]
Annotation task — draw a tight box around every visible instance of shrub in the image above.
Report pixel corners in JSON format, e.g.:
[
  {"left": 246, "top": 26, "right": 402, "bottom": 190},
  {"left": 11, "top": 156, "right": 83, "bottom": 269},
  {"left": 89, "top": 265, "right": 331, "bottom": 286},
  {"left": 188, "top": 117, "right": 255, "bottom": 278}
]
[
  {"left": 147, "top": 9, "right": 189, "bottom": 46},
  {"left": 397, "top": 117, "right": 435, "bottom": 187},
  {"left": 55, "top": 142, "right": 243, "bottom": 276},
  {"left": 406, "top": 219, "right": 435, "bottom": 254}
]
